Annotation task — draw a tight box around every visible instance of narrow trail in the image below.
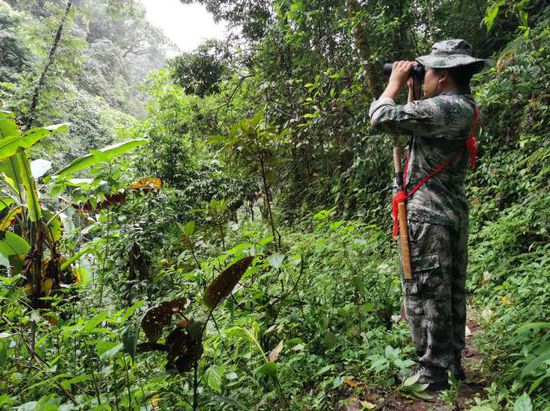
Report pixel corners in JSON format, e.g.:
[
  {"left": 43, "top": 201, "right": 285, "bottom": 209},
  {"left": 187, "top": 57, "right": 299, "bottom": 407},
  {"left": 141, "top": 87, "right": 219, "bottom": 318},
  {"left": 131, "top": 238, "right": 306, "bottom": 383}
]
[{"left": 343, "top": 310, "right": 489, "bottom": 411}]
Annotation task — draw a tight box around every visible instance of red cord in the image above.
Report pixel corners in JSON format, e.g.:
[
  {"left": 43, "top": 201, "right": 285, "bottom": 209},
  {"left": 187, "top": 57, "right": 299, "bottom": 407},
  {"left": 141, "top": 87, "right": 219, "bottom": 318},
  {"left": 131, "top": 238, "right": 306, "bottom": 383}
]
[{"left": 391, "top": 108, "right": 479, "bottom": 237}]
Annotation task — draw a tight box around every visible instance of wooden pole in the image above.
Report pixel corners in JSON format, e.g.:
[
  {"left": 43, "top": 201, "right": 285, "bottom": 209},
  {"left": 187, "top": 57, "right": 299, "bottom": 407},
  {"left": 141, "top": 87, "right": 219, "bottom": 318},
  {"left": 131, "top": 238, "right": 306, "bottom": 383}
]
[{"left": 393, "top": 147, "right": 412, "bottom": 280}]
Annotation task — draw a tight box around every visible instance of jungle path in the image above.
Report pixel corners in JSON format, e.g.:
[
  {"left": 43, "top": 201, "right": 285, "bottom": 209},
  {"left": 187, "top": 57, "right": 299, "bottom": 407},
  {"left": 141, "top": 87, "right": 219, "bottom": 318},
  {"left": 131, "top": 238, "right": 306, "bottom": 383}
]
[{"left": 342, "top": 311, "right": 488, "bottom": 411}]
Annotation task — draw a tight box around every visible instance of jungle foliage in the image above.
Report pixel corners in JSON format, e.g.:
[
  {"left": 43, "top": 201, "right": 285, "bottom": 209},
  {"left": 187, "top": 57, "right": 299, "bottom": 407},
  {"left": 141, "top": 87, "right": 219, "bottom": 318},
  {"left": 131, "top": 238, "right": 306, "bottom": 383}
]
[{"left": 0, "top": 0, "right": 548, "bottom": 410}]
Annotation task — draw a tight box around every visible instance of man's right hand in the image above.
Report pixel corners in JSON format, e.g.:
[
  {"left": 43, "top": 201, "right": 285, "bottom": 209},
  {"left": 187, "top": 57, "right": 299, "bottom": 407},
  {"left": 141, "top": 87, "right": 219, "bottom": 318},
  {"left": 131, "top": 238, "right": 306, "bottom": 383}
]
[
  {"left": 380, "top": 61, "right": 416, "bottom": 101},
  {"left": 389, "top": 61, "right": 416, "bottom": 89}
]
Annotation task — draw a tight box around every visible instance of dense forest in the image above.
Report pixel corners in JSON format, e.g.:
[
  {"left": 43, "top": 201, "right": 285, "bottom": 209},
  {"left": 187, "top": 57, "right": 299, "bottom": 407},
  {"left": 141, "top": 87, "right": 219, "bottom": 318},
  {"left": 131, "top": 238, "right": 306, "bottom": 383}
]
[{"left": 0, "top": 0, "right": 548, "bottom": 409}]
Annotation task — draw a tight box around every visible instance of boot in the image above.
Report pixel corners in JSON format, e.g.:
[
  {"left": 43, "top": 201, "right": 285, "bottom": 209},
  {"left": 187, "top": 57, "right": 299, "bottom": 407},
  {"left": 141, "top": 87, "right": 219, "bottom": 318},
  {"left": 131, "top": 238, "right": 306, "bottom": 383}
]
[
  {"left": 396, "top": 364, "right": 449, "bottom": 391},
  {"left": 450, "top": 354, "right": 466, "bottom": 381}
]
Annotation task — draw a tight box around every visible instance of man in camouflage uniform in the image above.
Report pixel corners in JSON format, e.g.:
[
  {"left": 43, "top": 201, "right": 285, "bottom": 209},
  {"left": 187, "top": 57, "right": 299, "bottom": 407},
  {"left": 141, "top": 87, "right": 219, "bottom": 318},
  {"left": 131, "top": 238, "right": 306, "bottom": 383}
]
[{"left": 369, "top": 40, "right": 486, "bottom": 389}]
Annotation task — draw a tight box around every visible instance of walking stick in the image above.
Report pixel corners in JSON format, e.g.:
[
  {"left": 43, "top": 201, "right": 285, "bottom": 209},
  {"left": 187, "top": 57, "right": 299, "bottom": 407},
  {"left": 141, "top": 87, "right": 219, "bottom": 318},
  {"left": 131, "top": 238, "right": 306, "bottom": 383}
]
[
  {"left": 393, "top": 74, "right": 422, "bottom": 280},
  {"left": 393, "top": 146, "right": 412, "bottom": 280}
]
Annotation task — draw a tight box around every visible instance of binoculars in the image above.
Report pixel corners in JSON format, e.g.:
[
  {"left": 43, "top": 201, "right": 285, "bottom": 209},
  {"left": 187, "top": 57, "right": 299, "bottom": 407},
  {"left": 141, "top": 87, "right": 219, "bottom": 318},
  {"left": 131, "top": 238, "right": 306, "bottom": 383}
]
[{"left": 383, "top": 63, "right": 425, "bottom": 81}]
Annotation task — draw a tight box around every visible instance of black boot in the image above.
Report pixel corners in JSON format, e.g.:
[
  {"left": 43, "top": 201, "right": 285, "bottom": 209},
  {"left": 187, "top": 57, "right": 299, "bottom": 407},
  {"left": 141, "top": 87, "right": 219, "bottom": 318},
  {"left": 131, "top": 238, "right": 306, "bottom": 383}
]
[
  {"left": 397, "top": 364, "right": 449, "bottom": 391},
  {"left": 450, "top": 354, "right": 466, "bottom": 381}
]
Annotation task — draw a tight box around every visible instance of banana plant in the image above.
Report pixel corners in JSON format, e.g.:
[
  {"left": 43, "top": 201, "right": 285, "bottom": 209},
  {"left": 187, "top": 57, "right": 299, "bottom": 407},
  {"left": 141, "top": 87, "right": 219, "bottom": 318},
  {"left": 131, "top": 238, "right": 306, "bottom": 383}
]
[{"left": 0, "top": 110, "right": 148, "bottom": 308}]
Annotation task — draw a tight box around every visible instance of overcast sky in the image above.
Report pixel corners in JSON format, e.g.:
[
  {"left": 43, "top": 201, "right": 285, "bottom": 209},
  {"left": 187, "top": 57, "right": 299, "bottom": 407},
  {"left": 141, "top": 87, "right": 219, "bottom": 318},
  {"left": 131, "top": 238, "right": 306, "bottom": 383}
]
[{"left": 140, "top": 0, "right": 226, "bottom": 53}]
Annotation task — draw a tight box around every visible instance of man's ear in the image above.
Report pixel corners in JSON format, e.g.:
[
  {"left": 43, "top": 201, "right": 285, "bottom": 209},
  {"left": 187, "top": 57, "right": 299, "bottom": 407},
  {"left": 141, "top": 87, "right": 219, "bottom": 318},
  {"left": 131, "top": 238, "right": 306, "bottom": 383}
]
[{"left": 438, "top": 69, "right": 450, "bottom": 85}]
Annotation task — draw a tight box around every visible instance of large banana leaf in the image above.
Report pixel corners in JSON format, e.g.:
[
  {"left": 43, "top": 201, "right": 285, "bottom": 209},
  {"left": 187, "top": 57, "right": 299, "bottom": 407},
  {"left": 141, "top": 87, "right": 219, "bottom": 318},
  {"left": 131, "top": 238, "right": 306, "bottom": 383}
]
[
  {"left": 0, "top": 153, "right": 41, "bottom": 222},
  {"left": 0, "top": 156, "right": 23, "bottom": 195},
  {"left": 0, "top": 124, "right": 68, "bottom": 161},
  {"left": 0, "top": 197, "right": 14, "bottom": 213},
  {"left": 16, "top": 152, "right": 41, "bottom": 222},
  {"left": 0, "top": 232, "right": 31, "bottom": 267},
  {"left": 53, "top": 139, "right": 149, "bottom": 177}
]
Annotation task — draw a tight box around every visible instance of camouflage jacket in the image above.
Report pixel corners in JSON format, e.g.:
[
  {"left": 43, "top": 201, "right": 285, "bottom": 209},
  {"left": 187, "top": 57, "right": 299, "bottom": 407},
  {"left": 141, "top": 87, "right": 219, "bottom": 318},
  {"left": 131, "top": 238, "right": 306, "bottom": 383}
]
[{"left": 369, "top": 91, "right": 477, "bottom": 230}]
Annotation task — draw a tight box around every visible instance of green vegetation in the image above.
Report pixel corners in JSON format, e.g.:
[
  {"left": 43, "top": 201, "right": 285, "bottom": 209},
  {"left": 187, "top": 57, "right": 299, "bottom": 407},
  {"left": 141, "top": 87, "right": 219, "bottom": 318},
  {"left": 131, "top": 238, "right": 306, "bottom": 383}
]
[{"left": 0, "top": 0, "right": 548, "bottom": 410}]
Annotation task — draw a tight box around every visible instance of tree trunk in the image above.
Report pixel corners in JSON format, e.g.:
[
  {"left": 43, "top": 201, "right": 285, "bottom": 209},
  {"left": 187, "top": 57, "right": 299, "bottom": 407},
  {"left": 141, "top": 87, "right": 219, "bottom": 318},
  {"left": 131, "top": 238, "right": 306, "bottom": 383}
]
[{"left": 24, "top": 0, "right": 73, "bottom": 129}]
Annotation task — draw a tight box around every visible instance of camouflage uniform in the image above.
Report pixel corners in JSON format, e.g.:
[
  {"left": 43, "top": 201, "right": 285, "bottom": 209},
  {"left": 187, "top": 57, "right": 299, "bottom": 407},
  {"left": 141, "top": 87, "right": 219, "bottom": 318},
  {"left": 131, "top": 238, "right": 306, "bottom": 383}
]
[{"left": 368, "top": 40, "right": 486, "bottom": 384}]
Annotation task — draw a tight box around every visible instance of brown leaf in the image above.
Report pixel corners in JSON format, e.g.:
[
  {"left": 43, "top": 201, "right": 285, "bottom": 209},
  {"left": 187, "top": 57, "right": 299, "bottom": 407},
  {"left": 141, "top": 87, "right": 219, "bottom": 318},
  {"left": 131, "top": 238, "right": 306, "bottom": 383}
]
[
  {"left": 141, "top": 297, "right": 189, "bottom": 342},
  {"left": 165, "top": 319, "right": 205, "bottom": 374},
  {"left": 344, "top": 378, "right": 366, "bottom": 388},
  {"left": 204, "top": 256, "right": 254, "bottom": 309}
]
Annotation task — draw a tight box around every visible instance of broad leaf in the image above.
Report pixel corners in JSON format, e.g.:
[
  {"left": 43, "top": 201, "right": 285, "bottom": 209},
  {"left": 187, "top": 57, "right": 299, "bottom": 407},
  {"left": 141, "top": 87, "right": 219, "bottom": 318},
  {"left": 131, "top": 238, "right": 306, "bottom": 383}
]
[
  {"left": 0, "top": 232, "right": 31, "bottom": 259},
  {"left": 122, "top": 322, "right": 140, "bottom": 361},
  {"left": 16, "top": 152, "right": 41, "bottom": 222},
  {"left": 0, "top": 156, "right": 22, "bottom": 194},
  {"left": 204, "top": 365, "right": 224, "bottom": 392},
  {"left": 0, "top": 197, "right": 14, "bottom": 213},
  {"left": 182, "top": 221, "right": 196, "bottom": 237},
  {"left": 513, "top": 392, "right": 533, "bottom": 411},
  {"left": 141, "top": 298, "right": 189, "bottom": 342},
  {"left": 0, "top": 112, "right": 19, "bottom": 138},
  {"left": 204, "top": 256, "right": 255, "bottom": 309},
  {"left": 521, "top": 349, "right": 550, "bottom": 377},
  {"left": 255, "top": 362, "right": 277, "bottom": 377},
  {"left": 403, "top": 373, "right": 420, "bottom": 387},
  {"left": 268, "top": 253, "right": 285, "bottom": 269},
  {"left": 53, "top": 139, "right": 148, "bottom": 177},
  {"left": 0, "top": 124, "right": 67, "bottom": 161}
]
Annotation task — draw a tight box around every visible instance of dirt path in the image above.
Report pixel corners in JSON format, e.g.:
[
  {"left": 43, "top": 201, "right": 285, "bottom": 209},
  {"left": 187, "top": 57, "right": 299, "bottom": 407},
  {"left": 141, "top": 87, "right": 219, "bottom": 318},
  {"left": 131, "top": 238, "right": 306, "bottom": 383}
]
[{"left": 343, "top": 315, "right": 488, "bottom": 411}]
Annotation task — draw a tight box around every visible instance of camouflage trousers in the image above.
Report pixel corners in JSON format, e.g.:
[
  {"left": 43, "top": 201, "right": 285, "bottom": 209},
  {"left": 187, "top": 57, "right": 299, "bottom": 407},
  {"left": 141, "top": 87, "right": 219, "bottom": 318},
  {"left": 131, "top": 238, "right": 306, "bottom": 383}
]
[{"left": 399, "top": 219, "right": 468, "bottom": 373}]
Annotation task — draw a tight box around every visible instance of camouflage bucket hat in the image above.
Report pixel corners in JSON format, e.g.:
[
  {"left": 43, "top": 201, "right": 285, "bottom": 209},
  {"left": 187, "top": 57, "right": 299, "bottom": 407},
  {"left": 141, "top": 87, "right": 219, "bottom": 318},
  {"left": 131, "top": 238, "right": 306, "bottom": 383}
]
[{"left": 416, "top": 39, "right": 487, "bottom": 70}]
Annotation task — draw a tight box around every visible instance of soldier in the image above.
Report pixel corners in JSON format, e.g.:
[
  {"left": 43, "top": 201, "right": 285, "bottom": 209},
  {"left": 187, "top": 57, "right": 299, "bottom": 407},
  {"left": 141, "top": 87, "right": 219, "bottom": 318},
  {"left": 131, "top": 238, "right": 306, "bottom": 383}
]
[{"left": 369, "top": 40, "right": 486, "bottom": 390}]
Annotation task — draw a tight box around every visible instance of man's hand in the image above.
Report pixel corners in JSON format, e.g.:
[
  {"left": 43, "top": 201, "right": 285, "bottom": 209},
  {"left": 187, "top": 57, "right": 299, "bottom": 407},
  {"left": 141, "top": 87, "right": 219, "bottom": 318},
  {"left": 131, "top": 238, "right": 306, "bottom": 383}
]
[
  {"left": 380, "top": 60, "right": 416, "bottom": 101},
  {"left": 389, "top": 61, "right": 415, "bottom": 88}
]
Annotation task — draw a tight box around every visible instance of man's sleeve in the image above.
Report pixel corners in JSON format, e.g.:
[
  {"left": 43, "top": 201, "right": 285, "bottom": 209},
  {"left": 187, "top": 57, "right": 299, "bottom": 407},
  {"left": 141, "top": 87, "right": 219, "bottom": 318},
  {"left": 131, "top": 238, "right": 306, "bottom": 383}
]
[{"left": 369, "top": 96, "right": 453, "bottom": 138}]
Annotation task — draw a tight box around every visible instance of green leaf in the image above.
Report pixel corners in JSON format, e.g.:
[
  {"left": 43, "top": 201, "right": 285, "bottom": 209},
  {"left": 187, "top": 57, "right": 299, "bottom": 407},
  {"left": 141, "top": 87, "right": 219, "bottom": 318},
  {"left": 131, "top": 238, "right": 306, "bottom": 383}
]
[
  {"left": 204, "top": 365, "right": 224, "bottom": 392},
  {"left": 521, "top": 349, "right": 550, "bottom": 377},
  {"left": 183, "top": 221, "right": 196, "bottom": 236},
  {"left": 0, "top": 342, "right": 7, "bottom": 369},
  {"left": 61, "top": 247, "right": 92, "bottom": 270},
  {"left": 53, "top": 139, "right": 148, "bottom": 177},
  {"left": 0, "top": 156, "right": 23, "bottom": 194},
  {"left": 515, "top": 322, "right": 550, "bottom": 333},
  {"left": 0, "top": 124, "right": 67, "bottom": 161},
  {"left": 122, "top": 323, "right": 139, "bottom": 360},
  {"left": 0, "top": 254, "right": 9, "bottom": 267},
  {"left": 60, "top": 375, "right": 91, "bottom": 391},
  {"left": 403, "top": 373, "right": 420, "bottom": 387},
  {"left": 44, "top": 210, "right": 63, "bottom": 242},
  {"left": 0, "top": 232, "right": 31, "bottom": 259},
  {"left": 268, "top": 253, "right": 285, "bottom": 269},
  {"left": 99, "top": 343, "right": 123, "bottom": 359},
  {"left": 16, "top": 152, "right": 41, "bottom": 222},
  {"left": 484, "top": 3, "right": 500, "bottom": 31},
  {"left": 0, "top": 197, "right": 14, "bottom": 213},
  {"left": 513, "top": 392, "right": 533, "bottom": 411},
  {"left": 0, "top": 113, "right": 20, "bottom": 138},
  {"left": 255, "top": 362, "right": 277, "bottom": 377}
]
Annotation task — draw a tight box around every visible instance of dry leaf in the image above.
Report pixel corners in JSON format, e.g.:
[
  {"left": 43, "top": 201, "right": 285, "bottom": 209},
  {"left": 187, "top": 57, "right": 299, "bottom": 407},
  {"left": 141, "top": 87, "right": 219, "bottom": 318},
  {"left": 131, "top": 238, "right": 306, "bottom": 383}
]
[
  {"left": 204, "top": 256, "right": 254, "bottom": 309},
  {"left": 268, "top": 340, "right": 284, "bottom": 362},
  {"left": 128, "top": 177, "right": 162, "bottom": 191},
  {"left": 141, "top": 297, "right": 189, "bottom": 342}
]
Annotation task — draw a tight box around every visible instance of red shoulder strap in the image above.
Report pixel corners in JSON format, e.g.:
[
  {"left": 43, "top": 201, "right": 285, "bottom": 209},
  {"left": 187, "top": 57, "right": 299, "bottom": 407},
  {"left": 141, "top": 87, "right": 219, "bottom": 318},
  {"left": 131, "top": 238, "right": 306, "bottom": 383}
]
[{"left": 391, "top": 107, "right": 480, "bottom": 237}]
